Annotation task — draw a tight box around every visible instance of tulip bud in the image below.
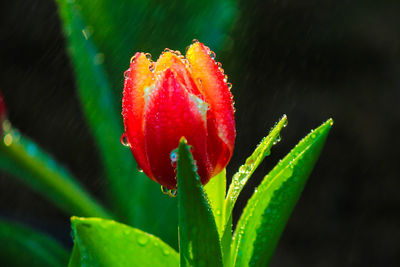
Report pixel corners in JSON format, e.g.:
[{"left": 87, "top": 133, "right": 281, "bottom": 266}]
[{"left": 122, "top": 41, "right": 236, "bottom": 190}]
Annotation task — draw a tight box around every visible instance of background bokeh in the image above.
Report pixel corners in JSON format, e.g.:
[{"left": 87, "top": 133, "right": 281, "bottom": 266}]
[{"left": 1, "top": 0, "right": 399, "bottom": 266}]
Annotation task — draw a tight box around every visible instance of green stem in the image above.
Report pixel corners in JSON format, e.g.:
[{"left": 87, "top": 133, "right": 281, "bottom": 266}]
[{"left": 0, "top": 124, "right": 112, "bottom": 219}]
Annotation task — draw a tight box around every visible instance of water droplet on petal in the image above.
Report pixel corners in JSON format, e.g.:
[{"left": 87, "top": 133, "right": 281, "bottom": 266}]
[
  {"left": 130, "top": 55, "right": 136, "bottom": 63},
  {"left": 145, "top": 53, "right": 152, "bottom": 60},
  {"left": 120, "top": 133, "right": 130, "bottom": 147},
  {"left": 192, "top": 39, "right": 199, "bottom": 44},
  {"left": 161, "top": 186, "right": 169, "bottom": 195},
  {"left": 149, "top": 63, "right": 155, "bottom": 72},
  {"left": 167, "top": 189, "right": 177, "bottom": 198},
  {"left": 223, "top": 74, "right": 228, "bottom": 83},
  {"left": 123, "top": 70, "right": 130, "bottom": 79},
  {"left": 209, "top": 51, "right": 216, "bottom": 59},
  {"left": 137, "top": 166, "right": 143, "bottom": 173},
  {"left": 227, "top": 83, "right": 232, "bottom": 90},
  {"left": 170, "top": 150, "right": 178, "bottom": 163}
]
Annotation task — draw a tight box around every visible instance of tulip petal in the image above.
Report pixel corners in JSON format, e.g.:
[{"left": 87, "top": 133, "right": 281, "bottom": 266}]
[
  {"left": 186, "top": 42, "right": 236, "bottom": 174},
  {"left": 122, "top": 53, "right": 156, "bottom": 182},
  {"left": 144, "top": 69, "right": 211, "bottom": 189},
  {"left": 155, "top": 51, "right": 202, "bottom": 98}
]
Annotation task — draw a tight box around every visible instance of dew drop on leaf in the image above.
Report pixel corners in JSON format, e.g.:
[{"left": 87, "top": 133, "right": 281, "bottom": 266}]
[
  {"left": 137, "top": 235, "right": 148, "bottom": 246},
  {"left": 162, "top": 248, "right": 171, "bottom": 256}
]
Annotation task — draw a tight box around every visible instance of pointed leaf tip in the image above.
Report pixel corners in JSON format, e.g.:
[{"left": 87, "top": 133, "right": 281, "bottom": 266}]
[
  {"left": 232, "top": 118, "right": 333, "bottom": 266},
  {"left": 177, "top": 140, "right": 223, "bottom": 267}
]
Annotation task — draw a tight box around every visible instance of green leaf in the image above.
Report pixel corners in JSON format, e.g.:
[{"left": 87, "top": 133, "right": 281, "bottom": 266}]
[
  {"left": 67, "top": 243, "right": 81, "bottom": 267},
  {"left": 231, "top": 119, "right": 333, "bottom": 267},
  {"left": 177, "top": 138, "right": 223, "bottom": 267},
  {"left": 204, "top": 168, "right": 226, "bottom": 234},
  {"left": 0, "top": 218, "right": 69, "bottom": 267},
  {"left": 224, "top": 115, "right": 288, "bottom": 228},
  {"left": 0, "top": 125, "right": 112, "bottom": 219},
  {"left": 71, "top": 217, "right": 179, "bottom": 267},
  {"left": 55, "top": 0, "right": 178, "bottom": 248}
]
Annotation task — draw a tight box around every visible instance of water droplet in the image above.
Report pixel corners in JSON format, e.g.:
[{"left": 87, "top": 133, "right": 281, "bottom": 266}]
[
  {"left": 130, "top": 55, "right": 136, "bottom": 63},
  {"left": 283, "top": 167, "right": 293, "bottom": 178},
  {"left": 3, "top": 133, "right": 12, "bottom": 146},
  {"left": 145, "top": 53, "right": 152, "bottom": 60},
  {"left": 227, "top": 83, "right": 232, "bottom": 90},
  {"left": 162, "top": 248, "right": 171, "bottom": 256},
  {"left": 217, "top": 62, "right": 222, "bottom": 68},
  {"left": 164, "top": 48, "right": 172, "bottom": 53},
  {"left": 223, "top": 74, "right": 228, "bottom": 83},
  {"left": 197, "top": 78, "right": 202, "bottom": 86},
  {"left": 273, "top": 135, "right": 281, "bottom": 145},
  {"left": 123, "top": 70, "right": 130, "bottom": 79},
  {"left": 137, "top": 166, "right": 143, "bottom": 173},
  {"left": 209, "top": 51, "right": 216, "bottom": 59},
  {"left": 120, "top": 133, "right": 130, "bottom": 147},
  {"left": 170, "top": 150, "right": 178, "bottom": 163},
  {"left": 161, "top": 186, "right": 169, "bottom": 195},
  {"left": 167, "top": 189, "right": 177, "bottom": 198},
  {"left": 192, "top": 39, "right": 199, "bottom": 44},
  {"left": 137, "top": 235, "right": 148, "bottom": 246},
  {"left": 149, "top": 63, "right": 155, "bottom": 72}
]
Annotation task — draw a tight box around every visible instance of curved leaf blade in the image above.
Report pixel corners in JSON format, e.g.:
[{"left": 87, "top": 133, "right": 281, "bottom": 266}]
[
  {"left": 0, "top": 219, "right": 69, "bottom": 267},
  {"left": 67, "top": 243, "right": 81, "bottom": 267},
  {"left": 232, "top": 119, "right": 333, "bottom": 267},
  {"left": 71, "top": 217, "right": 179, "bottom": 267},
  {"left": 0, "top": 126, "right": 112, "bottom": 218},
  {"left": 177, "top": 138, "right": 223, "bottom": 267},
  {"left": 224, "top": 115, "right": 288, "bottom": 227}
]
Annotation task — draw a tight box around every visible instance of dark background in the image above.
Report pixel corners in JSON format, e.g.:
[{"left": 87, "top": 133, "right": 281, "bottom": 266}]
[{"left": 1, "top": 0, "right": 399, "bottom": 266}]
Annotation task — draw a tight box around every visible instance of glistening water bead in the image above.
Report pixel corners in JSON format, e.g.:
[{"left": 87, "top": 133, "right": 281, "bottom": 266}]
[
  {"left": 161, "top": 186, "right": 177, "bottom": 198},
  {"left": 120, "top": 133, "right": 130, "bottom": 147}
]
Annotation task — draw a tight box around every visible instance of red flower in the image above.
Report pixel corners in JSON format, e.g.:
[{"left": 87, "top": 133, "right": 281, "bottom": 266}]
[{"left": 122, "top": 41, "right": 235, "bottom": 190}]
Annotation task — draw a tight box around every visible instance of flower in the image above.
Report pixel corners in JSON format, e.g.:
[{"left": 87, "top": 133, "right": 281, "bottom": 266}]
[{"left": 122, "top": 41, "right": 235, "bottom": 190}]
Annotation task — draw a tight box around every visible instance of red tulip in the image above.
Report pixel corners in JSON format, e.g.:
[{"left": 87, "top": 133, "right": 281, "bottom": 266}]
[{"left": 122, "top": 41, "right": 235, "bottom": 190}]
